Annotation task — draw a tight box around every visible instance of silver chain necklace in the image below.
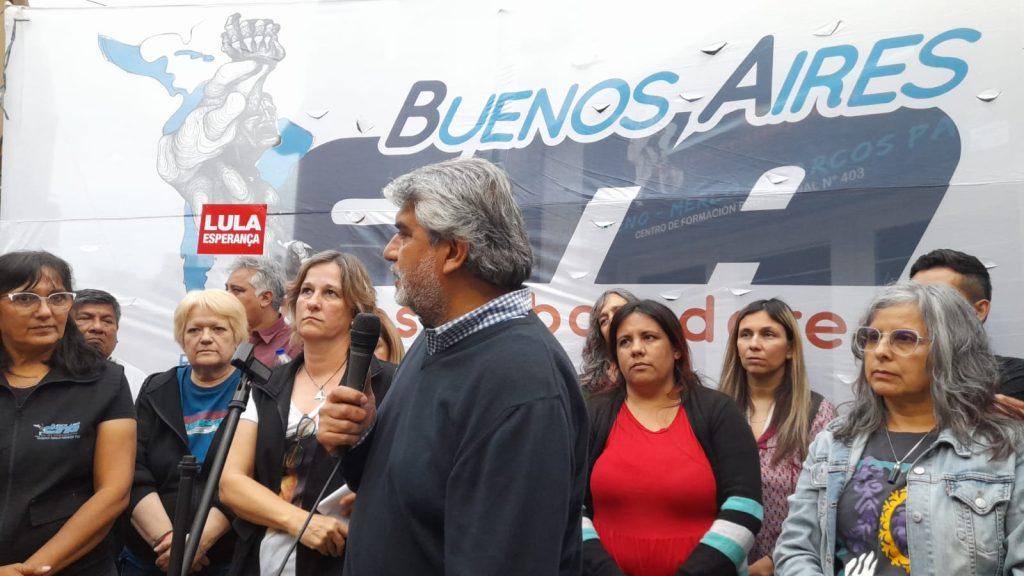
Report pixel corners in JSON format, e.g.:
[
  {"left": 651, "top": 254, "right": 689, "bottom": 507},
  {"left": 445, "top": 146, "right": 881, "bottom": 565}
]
[
  {"left": 882, "top": 426, "right": 934, "bottom": 484},
  {"left": 303, "top": 360, "right": 346, "bottom": 401}
]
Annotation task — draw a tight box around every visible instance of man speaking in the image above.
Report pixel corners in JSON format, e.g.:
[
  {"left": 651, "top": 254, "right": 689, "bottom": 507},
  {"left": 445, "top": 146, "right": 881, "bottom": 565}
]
[{"left": 318, "top": 157, "right": 587, "bottom": 575}]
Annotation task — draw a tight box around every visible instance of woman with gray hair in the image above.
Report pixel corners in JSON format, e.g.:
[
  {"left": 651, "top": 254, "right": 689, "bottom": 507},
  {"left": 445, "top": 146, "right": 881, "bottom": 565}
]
[
  {"left": 579, "top": 289, "right": 638, "bottom": 395},
  {"left": 775, "top": 282, "right": 1024, "bottom": 576}
]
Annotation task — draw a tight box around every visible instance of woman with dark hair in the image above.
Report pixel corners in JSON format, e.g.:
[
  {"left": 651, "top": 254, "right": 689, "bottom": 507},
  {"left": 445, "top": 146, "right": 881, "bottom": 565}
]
[
  {"left": 220, "top": 250, "right": 395, "bottom": 575},
  {"left": 0, "top": 251, "right": 135, "bottom": 575},
  {"left": 122, "top": 290, "right": 249, "bottom": 575},
  {"left": 579, "top": 289, "right": 638, "bottom": 395},
  {"left": 718, "top": 298, "right": 836, "bottom": 576},
  {"left": 583, "top": 299, "right": 762, "bottom": 576},
  {"left": 775, "top": 283, "right": 1024, "bottom": 575}
]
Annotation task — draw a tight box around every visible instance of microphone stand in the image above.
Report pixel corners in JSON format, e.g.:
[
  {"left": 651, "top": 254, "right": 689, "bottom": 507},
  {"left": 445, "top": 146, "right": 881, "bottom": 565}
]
[
  {"left": 170, "top": 343, "right": 272, "bottom": 576},
  {"left": 166, "top": 456, "right": 198, "bottom": 576}
]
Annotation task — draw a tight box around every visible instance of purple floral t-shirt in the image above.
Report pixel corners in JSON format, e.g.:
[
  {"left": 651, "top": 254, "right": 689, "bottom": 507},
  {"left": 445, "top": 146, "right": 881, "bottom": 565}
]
[{"left": 835, "top": 430, "right": 932, "bottom": 575}]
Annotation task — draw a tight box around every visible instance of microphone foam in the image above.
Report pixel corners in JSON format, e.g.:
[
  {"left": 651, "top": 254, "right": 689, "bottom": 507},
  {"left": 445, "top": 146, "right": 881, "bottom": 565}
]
[{"left": 350, "top": 312, "right": 382, "bottom": 351}]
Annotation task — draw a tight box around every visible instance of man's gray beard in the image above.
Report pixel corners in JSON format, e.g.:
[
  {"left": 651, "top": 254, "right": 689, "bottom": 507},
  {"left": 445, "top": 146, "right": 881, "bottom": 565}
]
[{"left": 395, "top": 261, "right": 447, "bottom": 328}]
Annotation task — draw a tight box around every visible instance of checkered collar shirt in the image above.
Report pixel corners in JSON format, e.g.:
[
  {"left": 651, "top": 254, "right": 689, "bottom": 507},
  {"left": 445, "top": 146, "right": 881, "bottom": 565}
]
[{"left": 424, "top": 288, "right": 532, "bottom": 356}]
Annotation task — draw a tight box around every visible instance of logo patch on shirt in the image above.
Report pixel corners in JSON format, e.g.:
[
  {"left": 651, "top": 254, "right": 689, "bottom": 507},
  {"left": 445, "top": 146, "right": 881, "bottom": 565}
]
[{"left": 33, "top": 422, "right": 81, "bottom": 440}]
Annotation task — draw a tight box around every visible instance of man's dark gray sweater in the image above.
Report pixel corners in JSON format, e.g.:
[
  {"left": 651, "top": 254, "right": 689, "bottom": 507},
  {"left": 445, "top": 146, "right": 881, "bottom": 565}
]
[{"left": 342, "top": 313, "right": 588, "bottom": 575}]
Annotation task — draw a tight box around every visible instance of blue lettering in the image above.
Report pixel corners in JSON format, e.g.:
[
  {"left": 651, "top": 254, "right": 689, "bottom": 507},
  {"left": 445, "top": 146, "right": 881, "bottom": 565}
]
[
  {"left": 907, "top": 123, "right": 929, "bottom": 148},
  {"left": 518, "top": 86, "right": 578, "bottom": 141},
  {"left": 571, "top": 79, "right": 630, "bottom": 136},
  {"left": 933, "top": 116, "right": 958, "bottom": 140},
  {"left": 830, "top": 148, "right": 848, "bottom": 168},
  {"left": 851, "top": 141, "right": 872, "bottom": 163},
  {"left": 620, "top": 71, "right": 678, "bottom": 131},
  {"left": 790, "top": 44, "right": 859, "bottom": 112},
  {"left": 849, "top": 35, "right": 923, "bottom": 107},
  {"left": 622, "top": 212, "right": 649, "bottom": 230},
  {"left": 902, "top": 28, "right": 981, "bottom": 99},
  {"left": 810, "top": 154, "right": 828, "bottom": 177},
  {"left": 481, "top": 90, "right": 532, "bottom": 144},
  {"left": 772, "top": 50, "right": 807, "bottom": 115},
  {"left": 875, "top": 134, "right": 895, "bottom": 157},
  {"left": 439, "top": 94, "right": 495, "bottom": 146}
]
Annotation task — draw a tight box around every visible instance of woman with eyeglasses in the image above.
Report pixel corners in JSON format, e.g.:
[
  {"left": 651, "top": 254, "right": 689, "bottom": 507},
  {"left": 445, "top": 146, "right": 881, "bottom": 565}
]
[
  {"left": 583, "top": 300, "right": 761, "bottom": 576},
  {"left": 718, "top": 298, "right": 836, "bottom": 576},
  {"left": 121, "top": 290, "right": 248, "bottom": 575},
  {"left": 220, "top": 251, "right": 395, "bottom": 575},
  {"left": 775, "top": 283, "right": 1024, "bottom": 576},
  {"left": 0, "top": 251, "right": 136, "bottom": 576}
]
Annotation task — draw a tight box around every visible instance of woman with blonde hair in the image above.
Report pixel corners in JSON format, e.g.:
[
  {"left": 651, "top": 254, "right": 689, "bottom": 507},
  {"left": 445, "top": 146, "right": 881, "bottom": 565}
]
[
  {"left": 221, "top": 250, "right": 395, "bottom": 575},
  {"left": 718, "top": 298, "right": 836, "bottom": 576},
  {"left": 124, "top": 289, "right": 248, "bottom": 575},
  {"left": 373, "top": 309, "right": 405, "bottom": 364}
]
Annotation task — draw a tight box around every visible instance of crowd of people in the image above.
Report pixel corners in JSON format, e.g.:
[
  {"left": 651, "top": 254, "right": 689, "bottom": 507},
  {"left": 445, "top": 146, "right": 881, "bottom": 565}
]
[{"left": 1, "top": 157, "right": 1023, "bottom": 576}]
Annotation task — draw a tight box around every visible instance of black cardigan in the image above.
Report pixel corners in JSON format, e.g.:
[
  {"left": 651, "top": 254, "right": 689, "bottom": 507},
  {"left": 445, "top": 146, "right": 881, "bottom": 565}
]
[
  {"left": 228, "top": 354, "right": 395, "bottom": 576},
  {"left": 127, "top": 366, "right": 236, "bottom": 567},
  {"left": 583, "top": 385, "right": 762, "bottom": 576}
]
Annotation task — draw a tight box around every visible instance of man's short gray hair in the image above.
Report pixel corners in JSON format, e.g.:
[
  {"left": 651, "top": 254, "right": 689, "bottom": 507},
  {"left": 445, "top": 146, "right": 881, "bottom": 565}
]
[
  {"left": 383, "top": 157, "right": 533, "bottom": 288},
  {"left": 228, "top": 256, "right": 286, "bottom": 309}
]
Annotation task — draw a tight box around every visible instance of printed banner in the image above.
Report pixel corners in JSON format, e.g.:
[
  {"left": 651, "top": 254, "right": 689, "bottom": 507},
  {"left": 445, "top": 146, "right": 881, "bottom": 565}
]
[{"left": 2, "top": 0, "right": 1023, "bottom": 405}]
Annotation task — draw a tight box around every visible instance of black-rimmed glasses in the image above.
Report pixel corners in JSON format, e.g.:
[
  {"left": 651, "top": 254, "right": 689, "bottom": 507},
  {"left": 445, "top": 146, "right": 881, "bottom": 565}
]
[
  {"left": 4, "top": 292, "right": 76, "bottom": 311},
  {"left": 283, "top": 415, "right": 317, "bottom": 470},
  {"left": 853, "top": 327, "right": 930, "bottom": 357}
]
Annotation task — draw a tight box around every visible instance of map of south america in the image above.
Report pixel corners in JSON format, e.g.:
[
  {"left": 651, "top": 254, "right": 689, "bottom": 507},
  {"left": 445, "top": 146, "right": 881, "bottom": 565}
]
[{"left": 100, "top": 14, "right": 312, "bottom": 290}]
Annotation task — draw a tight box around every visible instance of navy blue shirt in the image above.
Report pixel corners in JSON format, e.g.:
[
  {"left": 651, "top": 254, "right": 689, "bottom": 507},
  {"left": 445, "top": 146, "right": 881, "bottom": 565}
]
[{"left": 176, "top": 366, "right": 238, "bottom": 464}]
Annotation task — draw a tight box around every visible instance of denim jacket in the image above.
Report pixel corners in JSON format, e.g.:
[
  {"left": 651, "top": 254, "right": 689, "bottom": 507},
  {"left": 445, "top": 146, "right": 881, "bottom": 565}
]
[{"left": 774, "top": 419, "right": 1024, "bottom": 576}]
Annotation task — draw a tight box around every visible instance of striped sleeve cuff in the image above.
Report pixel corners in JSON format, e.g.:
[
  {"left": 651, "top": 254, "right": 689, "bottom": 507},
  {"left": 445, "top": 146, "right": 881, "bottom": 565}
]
[
  {"left": 699, "top": 496, "right": 762, "bottom": 569},
  {"left": 722, "top": 495, "right": 764, "bottom": 521},
  {"left": 581, "top": 515, "right": 599, "bottom": 541}
]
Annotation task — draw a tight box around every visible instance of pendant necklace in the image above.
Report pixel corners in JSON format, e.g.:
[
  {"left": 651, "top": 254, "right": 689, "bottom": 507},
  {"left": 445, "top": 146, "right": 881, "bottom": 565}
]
[
  {"left": 747, "top": 401, "right": 775, "bottom": 425},
  {"left": 304, "top": 360, "right": 347, "bottom": 401},
  {"left": 883, "top": 426, "right": 934, "bottom": 484}
]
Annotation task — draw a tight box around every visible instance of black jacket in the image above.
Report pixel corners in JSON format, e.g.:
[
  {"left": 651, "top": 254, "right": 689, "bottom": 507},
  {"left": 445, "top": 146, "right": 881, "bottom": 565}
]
[
  {"left": 228, "top": 354, "right": 395, "bottom": 576},
  {"left": 997, "top": 355, "right": 1024, "bottom": 400},
  {"left": 0, "top": 362, "right": 134, "bottom": 575},
  {"left": 126, "top": 366, "right": 236, "bottom": 567},
  {"left": 583, "top": 385, "right": 762, "bottom": 576}
]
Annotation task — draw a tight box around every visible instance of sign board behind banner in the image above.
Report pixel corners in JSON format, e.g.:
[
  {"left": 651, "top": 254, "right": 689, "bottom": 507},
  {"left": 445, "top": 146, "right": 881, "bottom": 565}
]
[{"left": 197, "top": 204, "right": 268, "bottom": 255}]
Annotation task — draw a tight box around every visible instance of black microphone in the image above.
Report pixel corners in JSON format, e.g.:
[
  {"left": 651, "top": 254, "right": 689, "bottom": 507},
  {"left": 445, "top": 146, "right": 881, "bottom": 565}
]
[
  {"left": 230, "top": 341, "right": 272, "bottom": 386},
  {"left": 230, "top": 341, "right": 256, "bottom": 366},
  {"left": 345, "top": 312, "right": 381, "bottom": 393}
]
